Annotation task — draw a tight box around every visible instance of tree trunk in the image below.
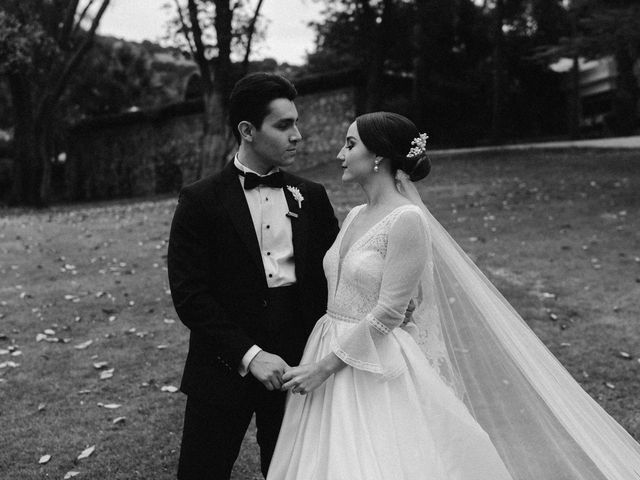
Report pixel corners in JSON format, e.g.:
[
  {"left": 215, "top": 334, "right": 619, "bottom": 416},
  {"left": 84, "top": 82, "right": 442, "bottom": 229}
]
[
  {"left": 8, "top": 75, "right": 44, "bottom": 206},
  {"left": 609, "top": 44, "right": 639, "bottom": 135},
  {"left": 568, "top": 9, "right": 581, "bottom": 139},
  {"left": 364, "top": 0, "right": 393, "bottom": 112},
  {"left": 199, "top": 90, "right": 230, "bottom": 178},
  {"left": 568, "top": 54, "right": 581, "bottom": 139},
  {"left": 491, "top": 0, "right": 505, "bottom": 143}
]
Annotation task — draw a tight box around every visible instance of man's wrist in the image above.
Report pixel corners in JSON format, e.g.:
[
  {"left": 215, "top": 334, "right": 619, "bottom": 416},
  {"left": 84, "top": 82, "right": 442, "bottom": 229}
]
[{"left": 239, "top": 345, "right": 262, "bottom": 376}]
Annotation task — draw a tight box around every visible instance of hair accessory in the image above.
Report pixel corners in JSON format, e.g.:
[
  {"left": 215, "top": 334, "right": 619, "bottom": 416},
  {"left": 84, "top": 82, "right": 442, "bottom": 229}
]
[{"left": 407, "top": 133, "right": 429, "bottom": 158}]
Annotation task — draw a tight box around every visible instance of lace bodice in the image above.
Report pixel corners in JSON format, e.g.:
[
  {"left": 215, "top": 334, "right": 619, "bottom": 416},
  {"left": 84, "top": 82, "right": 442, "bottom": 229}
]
[{"left": 322, "top": 204, "right": 431, "bottom": 378}]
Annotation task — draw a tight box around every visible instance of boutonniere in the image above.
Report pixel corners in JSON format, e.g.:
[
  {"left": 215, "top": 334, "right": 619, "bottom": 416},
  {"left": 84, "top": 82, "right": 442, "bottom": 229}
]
[{"left": 286, "top": 185, "right": 304, "bottom": 209}]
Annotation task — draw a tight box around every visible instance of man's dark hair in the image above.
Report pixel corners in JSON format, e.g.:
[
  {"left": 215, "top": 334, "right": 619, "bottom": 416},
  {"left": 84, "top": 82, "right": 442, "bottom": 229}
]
[{"left": 228, "top": 73, "right": 298, "bottom": 144}]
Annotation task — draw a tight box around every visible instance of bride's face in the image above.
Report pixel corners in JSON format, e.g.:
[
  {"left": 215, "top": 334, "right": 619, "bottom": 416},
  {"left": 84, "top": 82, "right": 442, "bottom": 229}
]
[{"left": 337, "top": 122, "right": 378, "bottom": 183}]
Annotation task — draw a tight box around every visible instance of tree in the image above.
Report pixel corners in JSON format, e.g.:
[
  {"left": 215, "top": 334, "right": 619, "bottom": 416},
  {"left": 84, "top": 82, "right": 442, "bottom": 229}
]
[
  {"left": 167, "top": 0, "right": 266, "bottom": 177},
  {"left": 307, "top": 0, "right": 400, "bottom": 112},
  {"left": 579, "top": 1, "right": 640, "bottom": 134},
  {"left": 0, "top": 0, "right": 111, "bottom": 206}
]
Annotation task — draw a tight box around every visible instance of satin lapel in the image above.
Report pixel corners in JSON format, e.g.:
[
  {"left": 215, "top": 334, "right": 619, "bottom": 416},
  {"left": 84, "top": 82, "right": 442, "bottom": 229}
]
[
  {"left": 218, "top": 164, "right": 267, "bottom": 282},
  {"left": 283, "top": 177, "right": 309, "bottom": 282}
]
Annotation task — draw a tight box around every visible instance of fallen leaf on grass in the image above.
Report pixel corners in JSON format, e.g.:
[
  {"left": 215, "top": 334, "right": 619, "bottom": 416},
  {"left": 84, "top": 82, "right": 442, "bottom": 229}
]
[
  {"left": 38, "top": 403, "right": 46, "bottom": 411},
  {"left": 619, "top": 351, "right": 632, "bottom": 360},
  {"left": 64, "top": 471, "right": 80, "bottom": 479},
  {"left": 77, "top": 445, "right": 95, "bottom": 461},
  {"left": 161, "top": 385, "right": 178, "bottom": 393},
  {"left": 93, "top": 361, "right": 109, "bottom": 370},
  {"left": 163, "top": 318, "right": 176, "bottom": 324},
  {"left": 0, "top": 361, "right": 20, "bottom": 368},
  {"left": 605, "top": 382, "right": 616, "bottom": 390},
  {"left": 97, "top": 402, "right": 121, "bottom": 409},
  {"left": 74, "top": 340, "right": 93, "bottom": 350},
  {"left": 38, "top": 454, "right": 51, "bottom": 464},
  {"left": 99, "top": 369, "right": 114, "bottom": 380},
  {"left": 112, "top": 416, "right": 126, "bottom": 425}
]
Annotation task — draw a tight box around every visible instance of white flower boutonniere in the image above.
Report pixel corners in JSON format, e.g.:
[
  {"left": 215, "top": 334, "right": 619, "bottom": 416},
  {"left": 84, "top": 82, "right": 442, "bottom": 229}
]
[{"left": 286, "top": 185, "right": 304, "bottom": 209}]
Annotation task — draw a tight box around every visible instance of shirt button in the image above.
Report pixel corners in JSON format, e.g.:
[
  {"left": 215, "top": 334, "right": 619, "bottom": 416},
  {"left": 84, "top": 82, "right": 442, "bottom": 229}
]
[
  {"left": 268, "top": 274, "right": 273, "bottom": 278},
  {"left": 266, "top": 252, "right": 271, "bottom": 256},
  {"left": 265, "top": 197, "right": 269, "bottom": 201},
  {"left": 262, "top": 299, "right": 268, "bottom": 307},
  {"left": 266, "top": 225, "right": 270, "bottom": 229}
]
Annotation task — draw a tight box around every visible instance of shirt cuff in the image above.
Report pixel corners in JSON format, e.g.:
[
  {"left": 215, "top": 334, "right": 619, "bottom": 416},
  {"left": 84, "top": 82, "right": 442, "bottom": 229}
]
[{"left": 238, "top": 345, "right": 262, "bottom": 377}]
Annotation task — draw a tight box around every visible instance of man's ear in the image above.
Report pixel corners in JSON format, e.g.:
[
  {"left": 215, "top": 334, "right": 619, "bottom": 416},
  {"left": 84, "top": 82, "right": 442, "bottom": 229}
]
[{"left": 238, "top": 121, "right": 254, "bottom": 142}]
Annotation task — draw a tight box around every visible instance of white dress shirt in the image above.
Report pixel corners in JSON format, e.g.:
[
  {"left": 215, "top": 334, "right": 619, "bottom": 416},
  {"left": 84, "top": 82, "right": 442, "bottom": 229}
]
[{"left": 234, "top": 155, "right": 296, "bottom": 376}]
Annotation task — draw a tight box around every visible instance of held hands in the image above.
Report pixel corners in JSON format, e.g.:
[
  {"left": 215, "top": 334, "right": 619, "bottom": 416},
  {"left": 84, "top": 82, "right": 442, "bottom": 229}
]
[
  {"left": 282, "top": 353, "right": 345, "bottom": 395},
  {"left": 248, "top": 351, "right": 290, "bottom": 391}
]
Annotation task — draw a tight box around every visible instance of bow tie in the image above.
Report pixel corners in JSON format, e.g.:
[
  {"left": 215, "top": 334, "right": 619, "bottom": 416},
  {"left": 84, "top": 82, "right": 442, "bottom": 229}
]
[{"left": 237, "top": 168, "right": 284, "bottom": 190}]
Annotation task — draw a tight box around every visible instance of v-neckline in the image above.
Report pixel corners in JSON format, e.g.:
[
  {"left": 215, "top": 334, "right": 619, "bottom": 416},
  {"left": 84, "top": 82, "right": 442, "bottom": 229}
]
[{"left": 333, "top": 204, "right": 413, "bottom": 297}]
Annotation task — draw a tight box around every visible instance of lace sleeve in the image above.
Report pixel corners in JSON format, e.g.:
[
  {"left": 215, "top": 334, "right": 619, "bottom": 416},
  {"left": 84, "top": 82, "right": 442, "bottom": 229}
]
[{"left": 332, "top": 208, "right": 429, "bottom": 379}]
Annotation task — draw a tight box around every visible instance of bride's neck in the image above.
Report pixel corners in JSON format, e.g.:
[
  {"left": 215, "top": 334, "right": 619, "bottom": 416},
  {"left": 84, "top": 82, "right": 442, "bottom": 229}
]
[{"left": 361, "top": 174, "right": 399, "bottom": 208}]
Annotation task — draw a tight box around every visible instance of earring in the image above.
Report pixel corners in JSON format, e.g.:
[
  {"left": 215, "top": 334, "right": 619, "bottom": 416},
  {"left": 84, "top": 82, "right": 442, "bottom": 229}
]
[{"left": 373, "top": 159, "right": 380, "bottom": 173}]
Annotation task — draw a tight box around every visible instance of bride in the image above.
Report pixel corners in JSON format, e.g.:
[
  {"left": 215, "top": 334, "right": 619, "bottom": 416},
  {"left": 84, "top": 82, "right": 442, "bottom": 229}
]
[{"left": 266, "top": 112, "right": 640, "bottom": 480}]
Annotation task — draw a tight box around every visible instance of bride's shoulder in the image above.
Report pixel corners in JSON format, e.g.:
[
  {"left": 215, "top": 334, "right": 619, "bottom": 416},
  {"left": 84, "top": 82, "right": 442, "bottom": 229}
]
[{"left": 389, "top": 203, "right": 429, "bottom": 231}]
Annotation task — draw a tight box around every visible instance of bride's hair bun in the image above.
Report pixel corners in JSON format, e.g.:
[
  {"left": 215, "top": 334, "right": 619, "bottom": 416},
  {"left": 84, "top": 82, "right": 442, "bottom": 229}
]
[{"left": 355, "top": 112, "right": 431, "bottom": 182}]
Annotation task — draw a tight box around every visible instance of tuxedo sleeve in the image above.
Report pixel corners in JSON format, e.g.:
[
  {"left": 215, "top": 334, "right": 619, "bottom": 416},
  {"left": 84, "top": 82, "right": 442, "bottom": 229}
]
[{"left": 168, "top": 189, "right": 255, "bottom": 370}]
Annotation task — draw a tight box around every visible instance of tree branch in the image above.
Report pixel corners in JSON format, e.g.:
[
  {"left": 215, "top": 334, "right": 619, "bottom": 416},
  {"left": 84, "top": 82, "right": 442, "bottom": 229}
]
[
  {"left": 188, "top": 0, "right": 213, "bottom": 92},
  {"left": 58, "top": 0, "right": 81, "bottom": 45},
  {"left": 242, "top": 0, "right": 265, "bottom": 72},
  {"left": 72, "top": 0, "right": 97, "bottom": 38},
  {"left": 174, "top": 0, "right": 197, "bottom": 59},
  {"left": 38, "top": 0, "right": 111, "bottom": 120}
]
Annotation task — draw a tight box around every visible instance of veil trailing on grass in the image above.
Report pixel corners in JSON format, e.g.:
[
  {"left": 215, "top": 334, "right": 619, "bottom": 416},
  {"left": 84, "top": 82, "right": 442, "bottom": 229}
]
[{"left": 397, "top": 172, "right": 640, "bottom": 480}]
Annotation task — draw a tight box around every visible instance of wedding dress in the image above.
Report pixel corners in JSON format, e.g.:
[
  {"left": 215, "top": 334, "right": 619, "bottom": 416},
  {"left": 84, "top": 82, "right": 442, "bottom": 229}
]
[
  {"left": 267, "top": 204, "right": 512, "bottom": 479},
  {"left": 268, "top": 191, "right": 640, "bottom": 479}
]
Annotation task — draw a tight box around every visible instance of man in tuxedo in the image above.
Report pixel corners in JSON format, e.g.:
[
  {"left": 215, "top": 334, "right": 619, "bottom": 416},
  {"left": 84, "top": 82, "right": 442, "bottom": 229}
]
[{"left": 168, "top": 73, "right": 339, "bottom": 479}]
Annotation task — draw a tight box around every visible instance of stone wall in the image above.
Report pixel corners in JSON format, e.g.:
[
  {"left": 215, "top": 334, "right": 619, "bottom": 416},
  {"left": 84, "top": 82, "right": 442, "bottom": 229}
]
[{"left": 65, "top": 83, "right": 356, "bottom": 201}]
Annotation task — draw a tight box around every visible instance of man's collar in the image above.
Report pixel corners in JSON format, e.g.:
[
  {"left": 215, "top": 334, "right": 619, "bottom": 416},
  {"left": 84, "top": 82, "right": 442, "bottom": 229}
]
[{"left": 234, "top": 154, "right": 280, "bottom": 177}]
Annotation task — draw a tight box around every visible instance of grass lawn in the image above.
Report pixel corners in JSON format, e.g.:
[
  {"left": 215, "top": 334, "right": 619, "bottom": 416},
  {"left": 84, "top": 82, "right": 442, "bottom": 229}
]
[{"left": 1, "top": 148, "right": 639, "bottom": 479}]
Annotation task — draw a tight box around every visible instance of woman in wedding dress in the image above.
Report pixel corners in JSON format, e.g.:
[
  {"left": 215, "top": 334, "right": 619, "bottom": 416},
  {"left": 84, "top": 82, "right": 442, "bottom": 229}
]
[{"left": 267, "top": 112, "right": 640, "bottom": 480}]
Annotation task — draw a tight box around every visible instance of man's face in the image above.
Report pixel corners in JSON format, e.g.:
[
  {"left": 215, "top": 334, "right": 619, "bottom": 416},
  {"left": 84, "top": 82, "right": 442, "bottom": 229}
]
[{"left": 252, "top": 98, "right": 302, "bottom": 170}]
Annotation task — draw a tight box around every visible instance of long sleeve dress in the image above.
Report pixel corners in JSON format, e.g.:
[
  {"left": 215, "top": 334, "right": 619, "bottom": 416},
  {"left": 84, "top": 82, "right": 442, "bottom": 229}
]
[{"left": 267, "top": 204, "right": 513, "bottom": 480}]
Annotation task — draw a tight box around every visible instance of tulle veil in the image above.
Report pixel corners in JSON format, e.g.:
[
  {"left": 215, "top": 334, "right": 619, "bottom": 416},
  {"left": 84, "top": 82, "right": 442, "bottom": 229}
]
[{"left": 397, "top": 173, "right": 640, "bottom": 480}]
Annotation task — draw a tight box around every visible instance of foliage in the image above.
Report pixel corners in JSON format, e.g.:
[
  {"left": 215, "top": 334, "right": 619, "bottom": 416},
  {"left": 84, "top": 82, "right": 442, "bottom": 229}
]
[
  {"left": 305, "top": 0, "right": 570, "bottom": 142},
  {"left": 63, "top": 38, "right": 184, "bottom": 121},
  {"left": 0, "top": 0, "right": 112, "bottom": 206}
]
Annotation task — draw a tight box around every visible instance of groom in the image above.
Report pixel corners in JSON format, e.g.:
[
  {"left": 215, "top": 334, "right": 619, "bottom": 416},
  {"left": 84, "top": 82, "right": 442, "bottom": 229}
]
[{"left": 168, "top": 73, "right": 339, "bottom": 479}]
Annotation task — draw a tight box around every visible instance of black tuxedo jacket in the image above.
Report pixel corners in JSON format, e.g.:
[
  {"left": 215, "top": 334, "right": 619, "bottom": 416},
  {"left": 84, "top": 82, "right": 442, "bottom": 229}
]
[{"left": 168, "top": 161, "right": 339, "bottom": 403}]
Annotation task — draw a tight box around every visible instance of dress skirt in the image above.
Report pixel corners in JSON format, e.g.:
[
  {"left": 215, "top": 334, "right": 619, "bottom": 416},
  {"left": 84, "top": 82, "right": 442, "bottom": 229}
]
[{"left": 267, "top": 314, "right": 513, "bottom": 480}]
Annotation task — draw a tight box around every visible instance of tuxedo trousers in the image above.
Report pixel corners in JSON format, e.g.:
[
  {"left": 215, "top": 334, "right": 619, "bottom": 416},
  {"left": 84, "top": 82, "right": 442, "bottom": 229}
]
[{"left": 177, "top": 285, "right": 307, "bottom": 480}]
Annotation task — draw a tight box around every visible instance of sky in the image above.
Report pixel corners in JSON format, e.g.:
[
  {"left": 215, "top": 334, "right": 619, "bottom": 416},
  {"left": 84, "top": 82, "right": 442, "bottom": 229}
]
[{"left": 98, "top": 0, "right": 324, "bottom": 65}]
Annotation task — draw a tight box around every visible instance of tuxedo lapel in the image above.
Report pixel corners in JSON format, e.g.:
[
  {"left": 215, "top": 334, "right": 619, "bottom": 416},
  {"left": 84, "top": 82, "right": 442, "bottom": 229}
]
[
  {"left": 218, "top": 162, "right": 267, "bottom": 283},
  {"left": 283, "top": 175, "right": 309, "bottom": 282}
]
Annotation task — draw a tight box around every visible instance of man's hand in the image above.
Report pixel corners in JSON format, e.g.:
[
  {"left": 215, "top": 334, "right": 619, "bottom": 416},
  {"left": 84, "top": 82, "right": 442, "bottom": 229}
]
[
  {"left": 402, "top": 298, "right": 416, "bottom": 327},
  {"left": 248, "top": 351, "right": 289, "bottom": 391}
]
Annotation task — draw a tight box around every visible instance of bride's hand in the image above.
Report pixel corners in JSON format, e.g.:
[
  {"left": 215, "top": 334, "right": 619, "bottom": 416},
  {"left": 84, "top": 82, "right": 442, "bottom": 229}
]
[
  {"left": 282, "top": 363, "right": 330, "bottom": 395},
  {"left": 395, "top": 170, "right": 422, "bottom": 206},
  {"left": 282, "top": 353, "right": 345, "bottom": 394}
]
